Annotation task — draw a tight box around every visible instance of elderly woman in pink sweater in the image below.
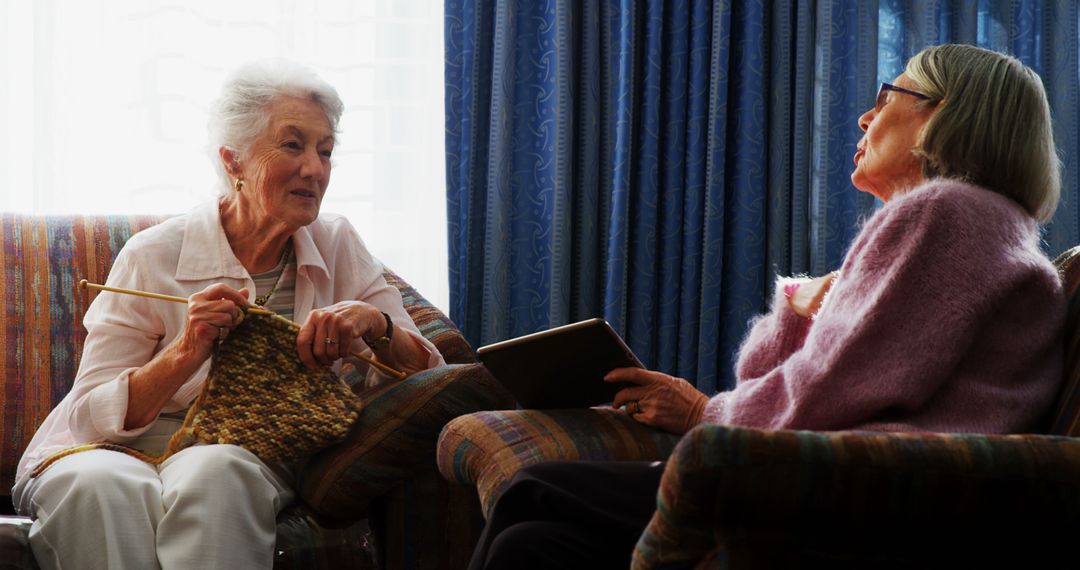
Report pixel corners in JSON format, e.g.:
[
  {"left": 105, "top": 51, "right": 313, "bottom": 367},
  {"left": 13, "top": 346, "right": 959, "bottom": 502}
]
[{"left": 469, "top": 45, "right": 1065, "bottom": 570}]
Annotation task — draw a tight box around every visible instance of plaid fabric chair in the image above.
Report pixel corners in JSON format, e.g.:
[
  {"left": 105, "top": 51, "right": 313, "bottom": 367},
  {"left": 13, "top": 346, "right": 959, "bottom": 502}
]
[
  {"left": 0, "top": 214, "right": 511, "bottom": 570},
  {"left": 437, "top": 246, "right": 1080, "bottom": 568}
]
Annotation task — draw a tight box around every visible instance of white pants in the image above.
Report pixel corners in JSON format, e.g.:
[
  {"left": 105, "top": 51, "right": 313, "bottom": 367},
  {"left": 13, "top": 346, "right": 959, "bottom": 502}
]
[{"left": 13, "top": 419, "right": 294, "bottom": 570}]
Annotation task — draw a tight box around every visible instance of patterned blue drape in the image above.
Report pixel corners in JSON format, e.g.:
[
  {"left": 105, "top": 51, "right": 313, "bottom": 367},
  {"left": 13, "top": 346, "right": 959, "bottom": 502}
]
[{"left": 445, "top": 0, "right": 1080, "bottom": 393}]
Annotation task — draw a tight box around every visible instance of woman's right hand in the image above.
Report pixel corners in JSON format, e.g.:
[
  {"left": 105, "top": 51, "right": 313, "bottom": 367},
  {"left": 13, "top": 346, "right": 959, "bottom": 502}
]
[
  {"left": 125, "top": 283, "right": 249, "bottom": 430},
  {"left": 605, "top": 368, "right": 709, "bottom": 434},
  {"left": 175, "top": 284, "right": 250, "bottom": 364}
]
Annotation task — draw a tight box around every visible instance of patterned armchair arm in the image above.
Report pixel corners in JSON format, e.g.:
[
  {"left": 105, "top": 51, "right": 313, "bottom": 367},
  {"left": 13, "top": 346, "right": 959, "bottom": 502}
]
[
  {"left": 297, "top": 363, "right": 514, "bottom": 521},
  {"left": 436, "top": 408, "right": 683, "bottom": 519},
  {"left": 633, "top": 425, "right": 1080, "bottom": 569}
]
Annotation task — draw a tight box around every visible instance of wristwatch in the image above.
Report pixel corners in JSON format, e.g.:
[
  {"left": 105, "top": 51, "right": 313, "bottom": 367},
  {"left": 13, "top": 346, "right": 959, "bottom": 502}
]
[{"left": 365, "top": 312, "right": 393, "bottom": 350}]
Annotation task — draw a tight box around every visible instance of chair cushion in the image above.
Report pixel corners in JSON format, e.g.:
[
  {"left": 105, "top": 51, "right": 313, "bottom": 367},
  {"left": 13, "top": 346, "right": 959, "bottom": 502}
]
[
  {"left": 436, "top": 408, "right": 682, "bottom": 519},
  {"left": 297, "top": 363, "right": 513, "bottom": 521}
]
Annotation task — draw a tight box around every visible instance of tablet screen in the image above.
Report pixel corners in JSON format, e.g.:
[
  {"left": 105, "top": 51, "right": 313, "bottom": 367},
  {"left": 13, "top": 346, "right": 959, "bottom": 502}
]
[{"left": 477, "top": 318, "right": 643, "bottom": 409}]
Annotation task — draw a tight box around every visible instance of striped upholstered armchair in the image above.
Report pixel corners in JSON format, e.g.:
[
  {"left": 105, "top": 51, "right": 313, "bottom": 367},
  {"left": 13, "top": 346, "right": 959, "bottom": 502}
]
[
  {"left": 437, "top": 246, "right": 1080, "bottom": 568},
  {"left": 0, "top": 214, "right": 512, "bottom": 570}
]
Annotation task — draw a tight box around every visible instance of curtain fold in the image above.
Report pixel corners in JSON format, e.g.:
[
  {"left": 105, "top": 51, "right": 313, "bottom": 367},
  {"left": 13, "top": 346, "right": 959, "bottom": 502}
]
[{"left": 446, "top": 0, "right": 1080, "bottom": 393}]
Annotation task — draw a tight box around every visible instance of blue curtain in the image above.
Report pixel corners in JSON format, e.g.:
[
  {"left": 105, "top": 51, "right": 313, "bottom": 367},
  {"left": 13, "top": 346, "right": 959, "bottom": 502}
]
[{"left": 445, "top": 0, "right": 1080, "bottom": 393}]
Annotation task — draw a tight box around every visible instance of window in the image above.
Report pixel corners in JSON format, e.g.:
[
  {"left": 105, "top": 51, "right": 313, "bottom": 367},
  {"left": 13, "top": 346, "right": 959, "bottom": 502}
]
[{"left": 0, "top": 0, "right": 448, "bottom": 311}]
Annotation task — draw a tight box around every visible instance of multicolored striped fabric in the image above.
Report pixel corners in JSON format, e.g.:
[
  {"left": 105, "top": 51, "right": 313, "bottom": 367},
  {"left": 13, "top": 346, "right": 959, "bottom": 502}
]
[
  {"left": 1, "top": 213, "right": 164, "bottom": 495},
  {"left": 436, "top": 408, "right": 683, "bottom": 518},
  {"left": 384, "top": 269, "right": 475, "bottom": 365},
  {"left": 1048, "top": 245, "right": 1080, "bottom": 435},
  {"left": 298, "top": 363, "right": 512, "bottom": 519},
  {"left": 632, "top": 425, "right": 1080, "bottom": 569}
]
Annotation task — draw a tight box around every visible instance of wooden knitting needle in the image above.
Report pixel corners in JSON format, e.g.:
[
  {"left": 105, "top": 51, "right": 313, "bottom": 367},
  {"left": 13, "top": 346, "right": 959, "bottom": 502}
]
[
  {"left": 81, "top": 280, "right": 276, "bottom": 315},
  {"left": 79, "top": 279, "right": 406, "bottom": 380}
]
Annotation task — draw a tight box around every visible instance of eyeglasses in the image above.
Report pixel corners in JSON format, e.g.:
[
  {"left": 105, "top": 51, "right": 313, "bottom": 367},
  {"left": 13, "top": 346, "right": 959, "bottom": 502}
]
[{"left": 876, "top": 82, "right": 930, "bottom": 112}]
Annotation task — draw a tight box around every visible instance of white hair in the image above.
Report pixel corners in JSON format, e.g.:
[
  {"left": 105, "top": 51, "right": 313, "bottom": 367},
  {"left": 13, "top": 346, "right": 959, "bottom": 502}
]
[{"left": 208, "top": 60, "right": 344, "bottom": 194}]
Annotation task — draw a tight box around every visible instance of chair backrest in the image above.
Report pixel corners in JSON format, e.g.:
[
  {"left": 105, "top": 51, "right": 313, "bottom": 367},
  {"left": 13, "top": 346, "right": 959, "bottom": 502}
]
[
  {"left": 0, "top": 214, "right": 164, "bottom": 494},
  {"left": 1046, "top": 245, "right": 1080, "bottom": 435},
  {"left": 382, "top": 269, "right": 475, "bottom": 365}
]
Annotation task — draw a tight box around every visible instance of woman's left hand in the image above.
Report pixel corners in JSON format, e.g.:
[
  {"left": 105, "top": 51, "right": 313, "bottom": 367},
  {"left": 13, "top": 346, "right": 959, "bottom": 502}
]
[
  {"left": 297, "top": 300, "right": 387, "bottom": 369},
  {"left": 604, "top": 368, "right": 709, "bottom": 434},
  {"left": 788, "top": 271, "right": 839, "bottom": 318}
]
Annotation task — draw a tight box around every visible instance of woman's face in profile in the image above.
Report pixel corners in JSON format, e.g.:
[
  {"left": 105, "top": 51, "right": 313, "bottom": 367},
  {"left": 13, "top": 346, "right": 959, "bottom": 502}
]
[
  {"left": 851, "top": 73, "right": 938, "bottom": 202},
  {"left": 237, "top": 96, "right": 334, "bottom": 229}
]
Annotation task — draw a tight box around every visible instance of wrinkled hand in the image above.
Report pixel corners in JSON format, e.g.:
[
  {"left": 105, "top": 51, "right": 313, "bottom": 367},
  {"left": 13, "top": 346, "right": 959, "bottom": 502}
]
[
  {"left": 297, "top": 300, "right": 386, "bottom": 369},
  {"left": 788, "top": 271, "right": 839, "bottom": 318},
  {"left": 178, "top": 284, "right": 249, "bottom": 363},
  {"left": 605, "top": 368, "right": 708, "bottom": 434}
]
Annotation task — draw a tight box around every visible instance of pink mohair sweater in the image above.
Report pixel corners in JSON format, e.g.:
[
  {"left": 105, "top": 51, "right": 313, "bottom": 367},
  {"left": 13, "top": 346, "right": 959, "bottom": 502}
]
[{"left": 702, "top": 179, "right": 1064, "bottom": 434}]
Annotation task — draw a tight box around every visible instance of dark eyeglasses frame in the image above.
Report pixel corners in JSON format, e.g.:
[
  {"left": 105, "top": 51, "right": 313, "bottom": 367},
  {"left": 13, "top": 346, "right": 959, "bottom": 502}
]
[{"left": 876, "top": 82, "right": 931, "bottom": 112}]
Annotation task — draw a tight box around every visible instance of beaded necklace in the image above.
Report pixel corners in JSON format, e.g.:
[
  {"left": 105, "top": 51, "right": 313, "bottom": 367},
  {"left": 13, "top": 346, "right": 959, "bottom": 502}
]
[{"left": 253, "top": 241, "right": 294, "bottom": 307}]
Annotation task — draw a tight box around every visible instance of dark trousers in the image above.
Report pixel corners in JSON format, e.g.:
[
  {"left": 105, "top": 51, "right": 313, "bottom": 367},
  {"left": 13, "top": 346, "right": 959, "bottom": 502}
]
[{"left": 468, "top": 460, "right": 665, "bottom": 570}]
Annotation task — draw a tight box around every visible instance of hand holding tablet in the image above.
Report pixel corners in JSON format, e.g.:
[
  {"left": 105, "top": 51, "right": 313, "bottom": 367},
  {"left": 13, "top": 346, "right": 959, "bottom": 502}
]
[{"left": 477, "top": 318, "right": 642, "bottom": 409}]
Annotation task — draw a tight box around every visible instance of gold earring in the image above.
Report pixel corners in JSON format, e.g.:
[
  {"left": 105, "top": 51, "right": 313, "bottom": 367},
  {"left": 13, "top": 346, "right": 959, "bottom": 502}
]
[{"left": 234, "top": 178, "right": 244, "bottom": 192}]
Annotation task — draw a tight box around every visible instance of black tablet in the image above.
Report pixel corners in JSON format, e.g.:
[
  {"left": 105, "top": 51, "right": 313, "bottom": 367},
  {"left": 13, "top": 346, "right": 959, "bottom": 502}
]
[{"left": 477, "top": 318, "right": 643, "bottom": 409}]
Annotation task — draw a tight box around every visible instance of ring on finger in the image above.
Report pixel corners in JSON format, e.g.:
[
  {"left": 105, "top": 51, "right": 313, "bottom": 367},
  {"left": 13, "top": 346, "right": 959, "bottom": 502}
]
[{"left": 324, "top": 337, "right": 338, "bottom": 345}]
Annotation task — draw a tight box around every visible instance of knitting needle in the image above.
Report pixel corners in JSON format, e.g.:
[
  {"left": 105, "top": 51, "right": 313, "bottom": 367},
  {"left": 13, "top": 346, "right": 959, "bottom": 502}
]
[
  {"left": 80, "top": 280, "right": 276, "bottom": 315},
  {"left": 79, "top": 279, "right": 407, "bottom": 380}
]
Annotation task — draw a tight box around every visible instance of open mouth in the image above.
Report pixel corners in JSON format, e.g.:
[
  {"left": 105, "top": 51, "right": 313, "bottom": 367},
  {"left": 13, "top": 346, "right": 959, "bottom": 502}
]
[
  {"left": 290, "top": 189, "right": 318, "bottom": 199},
  {"left": 853, "top": 148, "right": 865, "bottom": 165}
]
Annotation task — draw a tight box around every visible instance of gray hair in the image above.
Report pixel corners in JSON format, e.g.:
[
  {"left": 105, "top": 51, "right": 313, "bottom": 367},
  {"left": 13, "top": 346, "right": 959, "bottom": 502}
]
[
  {"left": 907, "top": 44, "right": 1060, "bottom": 223},
  {"left": 208, "top": 59, "right": 344, "bottom": 194}
]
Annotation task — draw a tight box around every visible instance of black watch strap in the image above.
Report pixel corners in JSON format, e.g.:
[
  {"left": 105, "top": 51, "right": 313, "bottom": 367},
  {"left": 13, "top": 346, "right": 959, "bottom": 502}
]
[{"left": 366, "top": 312, "right": 393, "bottom": 349}]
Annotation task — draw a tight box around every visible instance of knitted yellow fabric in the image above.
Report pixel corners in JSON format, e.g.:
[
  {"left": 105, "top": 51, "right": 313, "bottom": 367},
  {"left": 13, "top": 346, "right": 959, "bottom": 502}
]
[{"left": 31, "top": 312, "right": 363, "bottom": 476}]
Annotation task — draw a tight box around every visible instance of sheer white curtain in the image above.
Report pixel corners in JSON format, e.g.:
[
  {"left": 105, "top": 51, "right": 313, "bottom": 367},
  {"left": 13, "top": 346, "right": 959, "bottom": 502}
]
[{"left": 0, "top": 0, "right": 449, "bottom": 311}]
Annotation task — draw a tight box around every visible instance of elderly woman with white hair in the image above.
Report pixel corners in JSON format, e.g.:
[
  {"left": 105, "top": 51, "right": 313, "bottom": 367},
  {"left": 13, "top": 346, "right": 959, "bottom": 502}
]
[
  {"left": 469, "top": 44, "right": 1065, "bottom": 570},
  {"left": 13, "top": 61, "right": 443, "bottom": 569}
]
